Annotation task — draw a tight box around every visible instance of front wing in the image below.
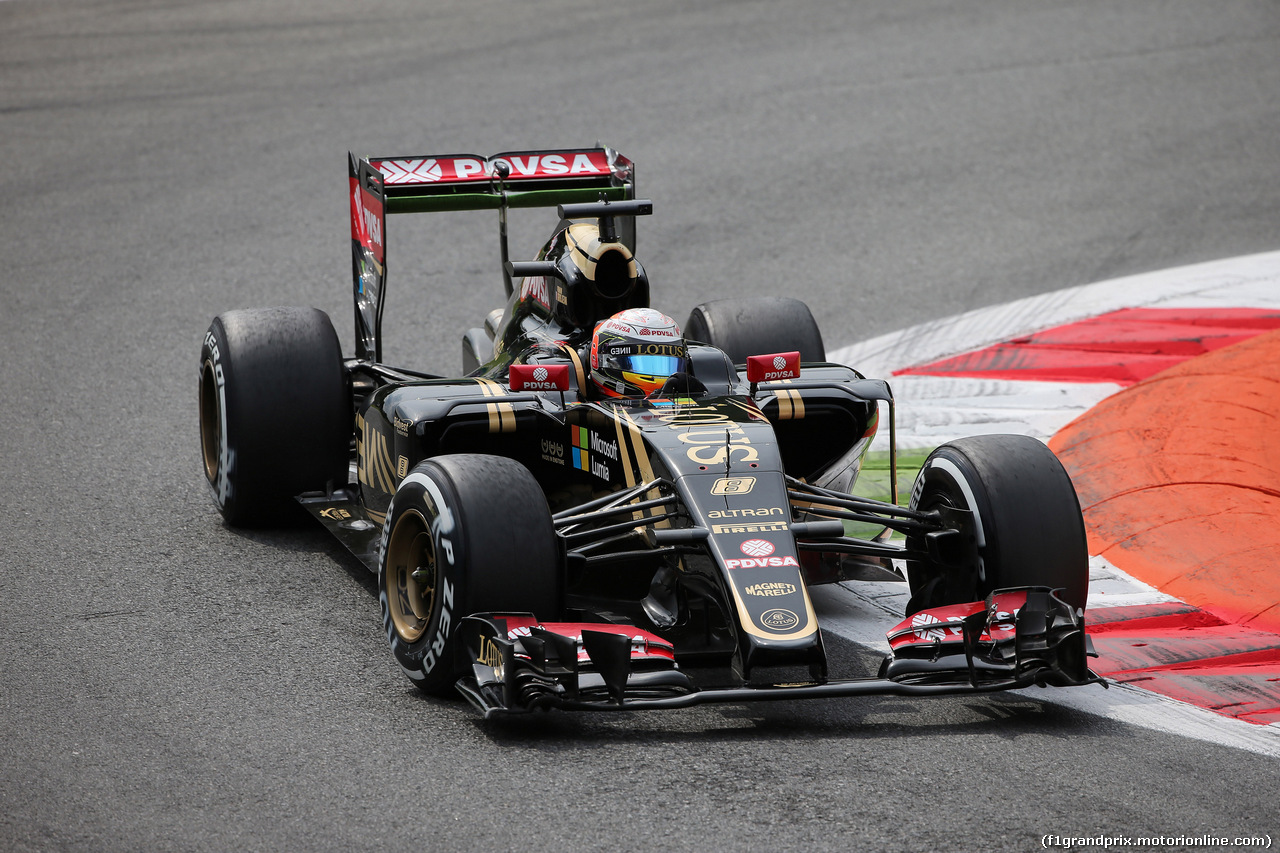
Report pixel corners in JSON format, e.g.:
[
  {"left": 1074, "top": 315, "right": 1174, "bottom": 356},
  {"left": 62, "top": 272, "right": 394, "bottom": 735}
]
[{"left": 455, "top": 588, "right": 1102, "bottom": 717}]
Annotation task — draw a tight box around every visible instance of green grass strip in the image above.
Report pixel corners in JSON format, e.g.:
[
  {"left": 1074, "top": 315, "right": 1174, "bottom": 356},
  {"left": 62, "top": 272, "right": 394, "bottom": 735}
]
[{"left": 843, "top": 446, "right": 937, "bottom": 539}]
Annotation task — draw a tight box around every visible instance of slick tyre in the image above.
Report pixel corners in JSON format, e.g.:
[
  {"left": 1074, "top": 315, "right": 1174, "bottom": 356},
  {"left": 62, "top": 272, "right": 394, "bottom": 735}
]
[
  {"left": 199, "top": 307, "right": 350, "bottom": 527},
  {"left": 905, "top": 435, "right": 1088, "bottom": 616},
  {"left": 685, "top": 297, "right": 825, "bottom": 365},
  {"left": 378, "top": 454, "right": 561, "bottom": 696}
]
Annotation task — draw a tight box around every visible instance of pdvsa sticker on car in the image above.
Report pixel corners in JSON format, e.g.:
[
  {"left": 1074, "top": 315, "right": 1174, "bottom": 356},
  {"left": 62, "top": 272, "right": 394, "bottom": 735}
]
[{"left": 510, "top": 363, "right": 571, "bottom": 392}]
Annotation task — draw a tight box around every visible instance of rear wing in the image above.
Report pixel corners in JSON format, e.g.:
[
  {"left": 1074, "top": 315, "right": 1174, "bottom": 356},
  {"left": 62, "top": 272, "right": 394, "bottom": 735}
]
[{"left": 348, "top": 147, "right": 636, "bottom": 362}]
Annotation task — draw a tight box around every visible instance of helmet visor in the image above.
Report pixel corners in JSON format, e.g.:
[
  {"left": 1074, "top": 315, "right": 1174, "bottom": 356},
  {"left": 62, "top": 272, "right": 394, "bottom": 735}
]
[{"left": 619, "top": 353, "right": 684, "bottom": 378}]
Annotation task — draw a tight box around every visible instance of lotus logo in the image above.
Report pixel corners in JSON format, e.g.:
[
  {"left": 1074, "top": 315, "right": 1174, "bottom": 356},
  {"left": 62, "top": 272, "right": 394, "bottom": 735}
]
[
  {"left": 533, "top": 367, "right": 548, "bottom": 381},
  {"left": 760, "top": 609, "right": 799, "bottom": 631},
  {"left": 773, "top": 356, "right": 787, "bottom": 370}
]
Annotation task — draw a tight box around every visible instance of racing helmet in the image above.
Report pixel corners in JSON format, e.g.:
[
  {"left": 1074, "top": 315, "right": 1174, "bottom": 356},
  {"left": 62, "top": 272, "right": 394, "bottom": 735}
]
[{"left": 589, "top": 308, "right": 689, "bottom": 398}]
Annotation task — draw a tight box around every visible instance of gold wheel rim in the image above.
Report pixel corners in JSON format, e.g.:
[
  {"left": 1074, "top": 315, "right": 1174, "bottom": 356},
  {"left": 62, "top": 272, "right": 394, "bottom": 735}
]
[
  {"left": 199, "top": 358, "right": 222, "bottom": 484},
  {"left": 386, "top": 508, "right": 436, "bottom": 643}
]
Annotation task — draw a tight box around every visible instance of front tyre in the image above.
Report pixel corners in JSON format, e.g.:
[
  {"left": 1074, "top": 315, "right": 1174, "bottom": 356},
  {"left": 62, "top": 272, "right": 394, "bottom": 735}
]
[
  {"left": 199, "top": 307, "right": 350, "bottom": 527},
  {"left": 905, "top": 435, "right": 1088, "bottom": 616},
  {"left": 378, "top": 454, "right": 560, "bottom": 696}
]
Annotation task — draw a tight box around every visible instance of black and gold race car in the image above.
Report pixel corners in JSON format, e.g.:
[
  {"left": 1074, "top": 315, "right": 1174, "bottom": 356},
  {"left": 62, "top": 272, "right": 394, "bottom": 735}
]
[{"left": 198, "top": 147, "right": 1099, "bottom": 715}]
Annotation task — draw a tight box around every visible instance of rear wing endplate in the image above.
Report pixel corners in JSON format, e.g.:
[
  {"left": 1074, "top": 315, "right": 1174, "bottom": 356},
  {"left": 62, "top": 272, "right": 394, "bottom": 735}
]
[{"left": 348, "top": 148, "right": 635, "bottom": 362}]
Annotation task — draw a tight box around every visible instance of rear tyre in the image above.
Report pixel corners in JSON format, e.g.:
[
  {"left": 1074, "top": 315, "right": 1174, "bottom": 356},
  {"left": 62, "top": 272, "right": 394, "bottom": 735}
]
[
  {"left": 905, "top": 435, "right": 1088, "bottom": 616},
  {"left": 378, "top": 454, "right": 561, "bottom": 696},
  {"left": 199, "top": 307, "right": 350, "bottom": 527},
  {"left": 685, "top": 297, "right": 825, "bottom": 364}
]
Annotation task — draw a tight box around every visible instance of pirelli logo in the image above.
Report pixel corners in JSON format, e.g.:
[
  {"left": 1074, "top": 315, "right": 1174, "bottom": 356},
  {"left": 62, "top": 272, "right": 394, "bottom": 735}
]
[
  {"left": 711, "top": 521, "right": 789, "bottom": 534},
  {"left": 475, "top": 378, "right": 516, "bottom": 433}
]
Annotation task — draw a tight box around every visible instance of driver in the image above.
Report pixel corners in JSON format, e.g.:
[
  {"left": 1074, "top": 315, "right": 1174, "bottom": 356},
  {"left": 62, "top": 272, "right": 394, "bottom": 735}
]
[{"left": 588, "top": 308, "right": 690, "bottom": 398}]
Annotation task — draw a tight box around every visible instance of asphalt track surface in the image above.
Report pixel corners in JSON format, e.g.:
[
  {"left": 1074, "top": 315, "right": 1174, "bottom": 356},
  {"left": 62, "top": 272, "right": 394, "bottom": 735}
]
[{"left": 3, "top": 1, "right": 1280, "bottom": 850}]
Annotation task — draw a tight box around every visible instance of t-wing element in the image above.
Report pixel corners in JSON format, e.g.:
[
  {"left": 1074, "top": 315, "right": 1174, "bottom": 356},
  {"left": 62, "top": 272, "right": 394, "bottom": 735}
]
[
  {"left": 558, "top": 198, "right": 654, "bottom": 244},
  {"left": 504, "top": 198, "right": 656, "bottom": 333},
  {"left": 506, "top": 198, "right": 654, "bottom": 284}
]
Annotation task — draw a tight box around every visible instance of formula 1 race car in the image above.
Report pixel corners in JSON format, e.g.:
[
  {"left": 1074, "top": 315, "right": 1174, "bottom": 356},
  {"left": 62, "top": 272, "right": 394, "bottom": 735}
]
[{"left": 198, "top": 147, "right": 1100, "bottom": 715}]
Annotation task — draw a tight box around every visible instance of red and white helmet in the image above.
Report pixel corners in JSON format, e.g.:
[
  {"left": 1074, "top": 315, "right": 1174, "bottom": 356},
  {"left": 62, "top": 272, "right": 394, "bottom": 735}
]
[{"left": 589, "top": 308, "right": 689, "bottom": 398}]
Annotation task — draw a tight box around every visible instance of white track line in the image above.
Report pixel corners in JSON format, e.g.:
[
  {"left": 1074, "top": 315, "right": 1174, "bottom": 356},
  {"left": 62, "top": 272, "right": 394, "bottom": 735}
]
[
  {"left": 831, "top": 251, "right": 1280, "bottom": 448},
  {"left": 829, "top": 249, "right": 1280, "bottom": 380},
  {"left": 885, "top": 376, "right": 1123, "bottom": 449}
]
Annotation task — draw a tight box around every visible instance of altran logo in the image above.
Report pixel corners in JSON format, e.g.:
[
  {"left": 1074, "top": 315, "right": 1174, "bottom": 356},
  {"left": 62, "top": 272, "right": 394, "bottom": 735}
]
[{"left": 740, "top": 539, "right": 775, "bottom": 557}]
